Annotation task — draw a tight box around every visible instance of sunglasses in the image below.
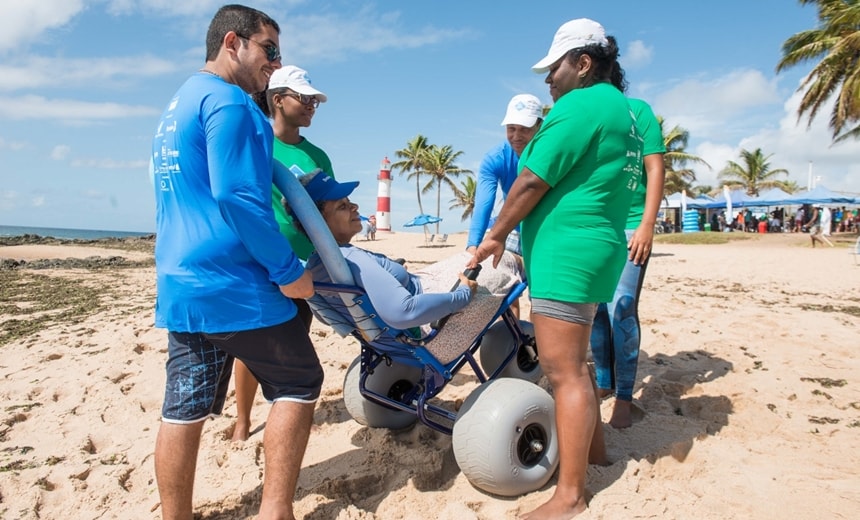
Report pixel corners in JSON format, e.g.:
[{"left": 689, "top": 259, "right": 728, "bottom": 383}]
[
  {"left": 235, "top": 33, "right": 281, "bottom": 62},
  {"left": 284, "top": 91, "right": 320, "bottom": 109}
]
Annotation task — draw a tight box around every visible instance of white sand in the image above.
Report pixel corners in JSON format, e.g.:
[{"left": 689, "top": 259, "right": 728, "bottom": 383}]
[{"left": 1, "top": 231, "right": 859, "bottom": 519}]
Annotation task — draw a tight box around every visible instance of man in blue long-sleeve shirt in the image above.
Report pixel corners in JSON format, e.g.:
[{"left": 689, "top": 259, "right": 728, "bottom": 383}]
[
  {"left": 466, "top": 94, "right": 543, "bottom": 317},
  {"left": 150, "top": 6, "right": 320, "bottom": 519}
]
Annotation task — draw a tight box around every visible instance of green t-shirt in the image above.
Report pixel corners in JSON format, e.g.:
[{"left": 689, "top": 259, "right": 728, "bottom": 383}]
[
  {"left": 625, "top": 98, "right": 666, "bottom": 229},
  {"left": 519, "top": 82, "right": 643, "bottom": 303},
  {"left": 272, "top": 137, "right": 334, "bottom": 260}
]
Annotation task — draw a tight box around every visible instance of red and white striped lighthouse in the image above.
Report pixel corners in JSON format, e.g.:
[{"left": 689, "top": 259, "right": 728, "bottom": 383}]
[{"left": 376, "top": 156, "right": 392, "bottom": 231}]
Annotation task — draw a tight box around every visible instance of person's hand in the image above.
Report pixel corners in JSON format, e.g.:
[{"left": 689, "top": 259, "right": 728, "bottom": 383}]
[
  {"left": 467, "top": 237, "right": 505, "bottom": 269},
  {"left": 458, "top": 272, "right": 478, "bottom": 298},
  {"left": 279, "top": 269, "right": 314, "bottom": 299},
  {"left": 465, "top": 245, "right": 477, "bottom": 255},
  {"left": 628, "top": 224, "right": 654, "bottom": 265}
]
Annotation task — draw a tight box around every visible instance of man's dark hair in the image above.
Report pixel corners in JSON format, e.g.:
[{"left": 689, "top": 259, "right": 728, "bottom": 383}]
[{"left": 205, "top": 4, "right": 280, "bottom": 61}]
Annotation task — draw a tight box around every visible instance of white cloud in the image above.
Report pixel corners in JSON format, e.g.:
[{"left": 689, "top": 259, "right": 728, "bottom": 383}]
[
  {"left": 623, "top": 40, "right": 653, "bottom": 69},
  {"left": 0, "top": 1, "right": 85, "bottom": 53},
  {"left": 31, "top": 195, "right": 46, "bottom": 207},
  {"left": 104, "top": 0, "right": 306, "bottom": 17},
  {"left": 654, "top": 69, "right": 781, "bottom": 140},
  {"left": 0, "top": 137, "right": 27, "bottom": 150},
  {"left": 0, "top": 190, "right": 19, "bottom": 211},
  {"left": 51, "top": 145, "right": 72, "bottom": 160},
  {"left": 71, "top": 158, "right": 149, "bottom": 169},
  {"left": 688, "top": 80, "right": 860, "bottom": 195},
  {"left": 0, "top": 95, "right": 158, "bottom": 121},
  {"left": 82, "top": 189, "right": 106, "bottom": 199},
  {"left": 279, "top": 10, "right": 474, "bottom": 63},
  {"left": 0, "top": 55, "right": 181, "bottom": 92}
]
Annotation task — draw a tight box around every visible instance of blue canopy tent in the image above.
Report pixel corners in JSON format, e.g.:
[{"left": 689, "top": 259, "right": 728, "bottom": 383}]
[
  {"left": 781, "top": 185, "right": 857, "bottom": 205},
  {"left": 703, "top": 189, "right": 756, "bottom": 209},
  {"left": 750, "top": 187, "right": 793, "bottom": 206},
  {"left": 686, "top": 194, "right": 717, "bottom": 209}
]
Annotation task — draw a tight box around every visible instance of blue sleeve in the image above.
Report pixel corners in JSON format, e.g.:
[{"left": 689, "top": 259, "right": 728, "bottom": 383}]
[
  {"left": 467, "top": 146, "right": 505, "bottom": 248},
  {"left": 346, "top": 249, "right": 471, "bottom": 329},
  {"left": 206, "top": 103, "right": 304, "bottom": 286}
]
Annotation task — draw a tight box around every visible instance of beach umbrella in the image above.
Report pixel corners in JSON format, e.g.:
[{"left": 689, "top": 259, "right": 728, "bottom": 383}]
[{"left": 403, "top": 214, "right": 442, "bottom": 227}]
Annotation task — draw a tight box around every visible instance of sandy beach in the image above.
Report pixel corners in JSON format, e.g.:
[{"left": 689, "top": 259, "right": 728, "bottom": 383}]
[{"left": 1, "top": 230, "right": 859, "bottom": 519}]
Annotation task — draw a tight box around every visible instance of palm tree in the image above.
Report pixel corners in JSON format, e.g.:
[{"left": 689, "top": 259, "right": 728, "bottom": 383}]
[
  {"left": 660, "top": 116, "right": 711, "bottom": 195},
  {"left": 780, "top": 179, "right": 803, "bottom": 193},
  {"left": 692, "top": 185, "right": 714, "bottom": 197},
  {"left": 718, "top": 148, "right": 789, "bottom": 196},
  {"left": 392, "top": 135, "right": 430, "bottom": 217},
  {"left": 776, "top": 0, "right": 860, "bottom": 140},
  {"left": 417, "top": 144, "right": 472, "bottom": 234},
  {"left": 449, "top": 176, "right": 477, "bottom": 221}
]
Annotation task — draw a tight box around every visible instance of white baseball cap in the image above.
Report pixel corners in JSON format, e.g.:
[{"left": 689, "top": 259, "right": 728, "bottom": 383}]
[
  {"left": 501, "top": 94, "right": 543, "bottom": 127},
  {"left": 532, "top": 18, "right": 608, "bottom": 74},
  {"left": 268, "top": 65, "right": 328, "bottom": 102}
]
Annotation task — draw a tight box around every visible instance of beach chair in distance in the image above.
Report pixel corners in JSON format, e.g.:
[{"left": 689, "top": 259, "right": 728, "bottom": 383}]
[
  {"left": 424, "top": 234, "right": 435, "bottom": 246},
  {"left": 436, "top": 233, "right": 448, "bottom": 245}
]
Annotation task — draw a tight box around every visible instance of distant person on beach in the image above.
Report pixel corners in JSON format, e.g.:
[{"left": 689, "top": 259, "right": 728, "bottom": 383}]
[
  {"left": 150, "top": 6, "right": 320, "bottom": 519},
  {"left": 468, "top": 18, "right": 641, "bottom": 519},
  {"left": 589, "top": 96, "right": 665, "bottom": 429},
  {"left": 466, "top": 93, "right": 543, "bottom": 318},
  {"left": 821, "top": 205, "right": 832, "bottom": 237},
  {"left": 807, "top": 205, "right": 825, "bottom": 247},
  {"left": 231, "top": 65, "right": 334, "bottom": 443},
  {"left": 368, "top": 214, "right": 377, "bottom": 240},
  {"left": 794, "top": 206, "right": 805, "bottom": 233}
]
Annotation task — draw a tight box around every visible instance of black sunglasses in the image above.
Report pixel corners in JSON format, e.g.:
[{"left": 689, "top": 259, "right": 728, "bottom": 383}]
[
  {"left": 284, "top": 91, "right": 320, "bottom": 109},
  {"left": 235, "top": 33, "right": 281, "bottom": 62}
]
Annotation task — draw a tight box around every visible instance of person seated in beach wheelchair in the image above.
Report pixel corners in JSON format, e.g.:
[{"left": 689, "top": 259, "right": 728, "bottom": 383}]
[{"left": 277, "top": 166, "right": 557, "bottom": 497}]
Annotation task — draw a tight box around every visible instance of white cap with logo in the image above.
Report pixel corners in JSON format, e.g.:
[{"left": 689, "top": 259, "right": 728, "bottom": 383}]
[
  {"left": 532, "top": 18, "right": 608, "bottom": 74},
  {"left": 268, "top": 65, "right": 328, "bottom": 102},
  {"left": 501, "top": 94, "right": 543, "bottom": 127}
]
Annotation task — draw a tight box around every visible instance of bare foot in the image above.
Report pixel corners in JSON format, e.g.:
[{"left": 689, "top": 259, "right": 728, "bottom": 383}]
[
  {"left": 231, "top": 421, "right": 250, "bottom": 442},
  {"left": 608, "top": 399, "right": 633, "bottom": 429},
  {"left": 597, "top": 388, "right": 613, "bottom": 400},
  {"left": 608, "top": 399, "right": 645, "bottom": 429},
  {"left": 519, "top": 494, "right": 587, "bottom": 520}
]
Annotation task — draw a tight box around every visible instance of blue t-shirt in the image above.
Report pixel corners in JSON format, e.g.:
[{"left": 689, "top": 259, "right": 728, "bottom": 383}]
[
  {"left": 467, "top": 141, "right": 520, "bottom": 248},
  {"left": 151, "top": 73, "right": 304, "bottom": 333},
  {"left": 306, "top": 245, "right": 471, "bottom": 330}
]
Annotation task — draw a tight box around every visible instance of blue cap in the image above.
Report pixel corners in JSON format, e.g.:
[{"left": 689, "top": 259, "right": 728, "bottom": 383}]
[{"left": 304, "top": 172, "right": 359, "bottom": 202}]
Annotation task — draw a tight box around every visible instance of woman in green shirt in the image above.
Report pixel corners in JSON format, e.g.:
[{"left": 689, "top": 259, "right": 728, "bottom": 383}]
[{"left": 469, "top": 18, "right": 642, "bottom": 519}]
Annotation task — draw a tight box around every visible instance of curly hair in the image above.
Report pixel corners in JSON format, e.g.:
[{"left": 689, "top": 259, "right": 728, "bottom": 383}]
[{"left": 566, "top": 35, "right": 628, "bottom": 93}]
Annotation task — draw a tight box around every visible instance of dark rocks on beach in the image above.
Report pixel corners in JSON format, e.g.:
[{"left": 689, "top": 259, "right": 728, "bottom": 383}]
[
  {"left": 0, "top": 256, "right": 152, "bottom": 271},
  {"left": 0, "top": 234, "right": 156, "bottom": 270},
  {"left": 0, "top": 233, "right": 155, "bottom": 247}
]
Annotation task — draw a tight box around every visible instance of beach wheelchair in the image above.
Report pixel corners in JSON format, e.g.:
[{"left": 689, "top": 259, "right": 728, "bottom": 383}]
[
  {"left": 273, "top": 162, "right": 558, "bottom": 497},
  {"left": 309, "top": 275, "right": 557, "bottom": 497}
]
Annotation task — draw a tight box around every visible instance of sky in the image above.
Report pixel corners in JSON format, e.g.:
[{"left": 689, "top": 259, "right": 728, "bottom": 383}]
[{"left": 1, "top": 0, "right": 857, "bottom": 234}]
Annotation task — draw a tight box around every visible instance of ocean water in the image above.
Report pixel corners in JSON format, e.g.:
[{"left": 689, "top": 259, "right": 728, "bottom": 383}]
[{"left": 0, "top": 225, "right": 152, "bottom": 240}]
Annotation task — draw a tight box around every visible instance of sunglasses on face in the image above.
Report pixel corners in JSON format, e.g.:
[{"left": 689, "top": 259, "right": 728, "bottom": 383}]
[
  {"left": 284, "top": 91, "right": 320, "bottom": 109},
  {"left": 235, "top": 33, "right": 281, "bottom": 62}
]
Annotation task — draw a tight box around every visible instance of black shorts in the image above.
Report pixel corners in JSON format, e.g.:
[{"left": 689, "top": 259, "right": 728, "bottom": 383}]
[{"left": 161, "top": 317, "right": 323, "bottom": 423}]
